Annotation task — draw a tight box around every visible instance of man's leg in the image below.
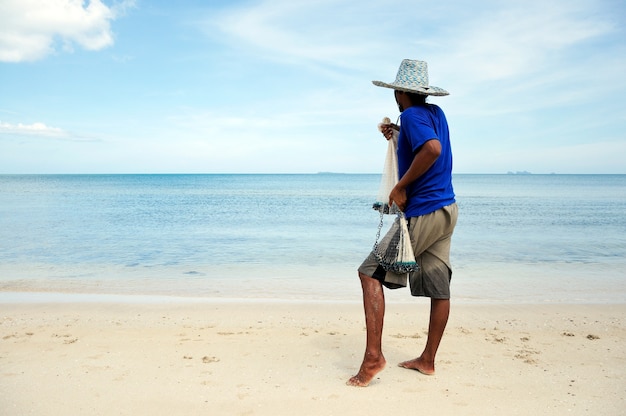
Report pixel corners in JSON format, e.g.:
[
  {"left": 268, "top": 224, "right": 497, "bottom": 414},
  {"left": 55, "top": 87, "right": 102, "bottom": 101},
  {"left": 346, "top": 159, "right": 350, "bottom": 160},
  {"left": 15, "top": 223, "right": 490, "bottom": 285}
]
[
  {"left": 346, "top": 272, "right": 387, "bottom": 387},
  {"left": 398, "top": 298, "right": 449, "bottom": 375}
]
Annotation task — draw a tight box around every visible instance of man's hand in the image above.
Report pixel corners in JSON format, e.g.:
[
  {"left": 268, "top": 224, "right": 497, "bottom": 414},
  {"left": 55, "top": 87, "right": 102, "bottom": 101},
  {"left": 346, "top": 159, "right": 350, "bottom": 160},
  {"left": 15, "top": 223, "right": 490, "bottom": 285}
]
[
  {"left": 389, "top": 184, "right": 407, "bottom": 212},
  {"left": 380, "top": 123, "right": 399, "bottom": 141}
]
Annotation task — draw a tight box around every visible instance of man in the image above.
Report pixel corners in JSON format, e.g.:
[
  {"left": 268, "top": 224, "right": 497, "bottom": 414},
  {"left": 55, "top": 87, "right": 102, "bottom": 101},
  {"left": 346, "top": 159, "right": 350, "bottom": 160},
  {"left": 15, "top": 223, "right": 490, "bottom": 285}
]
[{"left": 347, "top": 59, "right": 458, "bottom": 387}]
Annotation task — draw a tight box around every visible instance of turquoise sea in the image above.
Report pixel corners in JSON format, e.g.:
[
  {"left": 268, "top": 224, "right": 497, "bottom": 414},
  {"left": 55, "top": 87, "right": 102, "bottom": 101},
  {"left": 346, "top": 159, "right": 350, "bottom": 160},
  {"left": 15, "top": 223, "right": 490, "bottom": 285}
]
[{"left": 0, "top": 174, "right": 625, "bottom": 304}]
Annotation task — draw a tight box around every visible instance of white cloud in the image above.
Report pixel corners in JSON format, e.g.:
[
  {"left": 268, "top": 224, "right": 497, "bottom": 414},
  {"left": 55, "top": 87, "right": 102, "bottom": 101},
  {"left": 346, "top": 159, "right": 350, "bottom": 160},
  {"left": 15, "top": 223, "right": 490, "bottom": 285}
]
[
  {"left": 202, "top": 0, "right": 391, "bottom": 71},
  {"left": 0, "top": 120, "right": 66, "bottom": 137},
  {"left": 0, "top": 0, "right": 135, "bottom": 62},
  {"left": 444, "top": 2, "right": 614, "bottom": 81}
]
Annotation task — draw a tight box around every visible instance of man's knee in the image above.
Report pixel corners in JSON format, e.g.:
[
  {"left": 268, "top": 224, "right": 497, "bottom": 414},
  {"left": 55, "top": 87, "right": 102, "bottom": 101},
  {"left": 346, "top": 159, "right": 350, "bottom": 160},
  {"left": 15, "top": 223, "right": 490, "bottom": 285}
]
[
  {"left": 359, "top": 271, "right": 383, "bottom": 291},
  {"left": 358, "top": 271, "right": 377, "bottom": 283}
]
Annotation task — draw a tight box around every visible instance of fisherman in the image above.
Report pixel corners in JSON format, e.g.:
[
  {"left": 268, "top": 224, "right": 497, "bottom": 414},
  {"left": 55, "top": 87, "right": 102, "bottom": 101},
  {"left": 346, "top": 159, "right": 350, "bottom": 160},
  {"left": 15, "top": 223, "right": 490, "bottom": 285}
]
[{"left": 348, "top": 59, "right": 458, "bottom": 386}]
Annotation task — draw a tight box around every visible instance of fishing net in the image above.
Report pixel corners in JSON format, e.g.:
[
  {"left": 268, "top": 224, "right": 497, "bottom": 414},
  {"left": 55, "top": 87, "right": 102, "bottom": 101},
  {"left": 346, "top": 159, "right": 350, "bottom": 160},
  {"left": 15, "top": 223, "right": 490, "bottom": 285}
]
[
  {"left": 371, "top": 117, "right": 418, "bottom": 274},
  {"left": 372, "top": 204, "right": 418, "bottom": 273},
  {"left": 373, "top": 117, "right": 399, "bottom": 215}
]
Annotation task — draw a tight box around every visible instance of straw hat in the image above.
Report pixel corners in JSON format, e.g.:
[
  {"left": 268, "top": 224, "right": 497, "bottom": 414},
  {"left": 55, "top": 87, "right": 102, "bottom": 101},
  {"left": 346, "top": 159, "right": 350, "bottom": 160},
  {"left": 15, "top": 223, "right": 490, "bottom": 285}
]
[{"left": 372, "top": 59, "right": 449, "bottom": 96}]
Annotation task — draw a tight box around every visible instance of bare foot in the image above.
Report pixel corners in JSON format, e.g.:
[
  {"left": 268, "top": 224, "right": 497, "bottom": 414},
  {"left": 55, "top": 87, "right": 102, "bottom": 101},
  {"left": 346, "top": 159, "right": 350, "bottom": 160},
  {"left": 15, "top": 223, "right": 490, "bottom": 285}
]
[
  {"left": 398, "top": 356, "right": 435, "bottom": 375},
  {"left": 346, "top": 354, "right": 386, "bottom": 387}
]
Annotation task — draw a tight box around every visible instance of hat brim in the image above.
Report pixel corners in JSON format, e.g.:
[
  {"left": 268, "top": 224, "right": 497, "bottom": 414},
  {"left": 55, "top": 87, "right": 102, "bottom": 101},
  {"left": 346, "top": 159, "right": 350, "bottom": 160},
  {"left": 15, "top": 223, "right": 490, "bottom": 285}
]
[{"left": 372, "top": 80, "right": 449, "bottom": 96}]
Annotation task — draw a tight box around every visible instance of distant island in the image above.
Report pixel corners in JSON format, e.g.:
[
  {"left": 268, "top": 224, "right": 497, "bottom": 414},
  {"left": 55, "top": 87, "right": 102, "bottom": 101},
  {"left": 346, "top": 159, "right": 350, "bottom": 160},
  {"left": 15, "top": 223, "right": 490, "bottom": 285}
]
[{"left": 507, "top": 171, "right": 532, "bottom": 175}]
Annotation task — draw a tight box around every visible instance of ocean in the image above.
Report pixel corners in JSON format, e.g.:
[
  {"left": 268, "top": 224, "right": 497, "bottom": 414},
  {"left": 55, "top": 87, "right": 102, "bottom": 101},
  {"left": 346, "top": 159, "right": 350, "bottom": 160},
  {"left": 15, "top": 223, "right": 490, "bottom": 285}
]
[{"left": 0, "top": 174, "right": 625, "bottom": 304}]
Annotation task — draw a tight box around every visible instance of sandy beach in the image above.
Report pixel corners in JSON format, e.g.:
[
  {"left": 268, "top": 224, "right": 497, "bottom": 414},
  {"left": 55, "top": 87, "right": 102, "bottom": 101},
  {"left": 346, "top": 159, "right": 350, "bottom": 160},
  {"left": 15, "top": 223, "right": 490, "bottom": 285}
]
[{"left": 1, "top": 299, "right": 625, "bottom": 415}]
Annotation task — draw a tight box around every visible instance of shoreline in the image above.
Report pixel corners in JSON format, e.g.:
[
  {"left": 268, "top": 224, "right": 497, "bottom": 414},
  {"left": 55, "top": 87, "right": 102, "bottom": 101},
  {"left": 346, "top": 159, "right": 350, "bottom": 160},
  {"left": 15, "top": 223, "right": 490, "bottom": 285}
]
[
  {"left": 2, "top": 290, "right": 626, "bottom": 306},
  {"left": 3, "top": 260, "right": 625, "bottom": 305},
  {"left": 2, "top": 301, "right": 625, "bottom": 415}
]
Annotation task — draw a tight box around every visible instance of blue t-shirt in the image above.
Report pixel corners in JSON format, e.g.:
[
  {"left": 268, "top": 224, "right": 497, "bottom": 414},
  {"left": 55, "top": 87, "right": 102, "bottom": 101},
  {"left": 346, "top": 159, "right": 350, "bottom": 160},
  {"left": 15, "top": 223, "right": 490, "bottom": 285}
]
[{"left": 397, "top": 104, "right": 455, "bottom": 217}]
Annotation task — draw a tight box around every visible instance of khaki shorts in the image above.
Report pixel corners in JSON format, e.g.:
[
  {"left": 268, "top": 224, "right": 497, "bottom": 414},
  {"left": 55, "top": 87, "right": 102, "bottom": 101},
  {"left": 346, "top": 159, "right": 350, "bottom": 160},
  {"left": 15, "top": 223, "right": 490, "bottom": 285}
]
[{"left": 358, "top": 203, "right": 458, "bottom": 299}]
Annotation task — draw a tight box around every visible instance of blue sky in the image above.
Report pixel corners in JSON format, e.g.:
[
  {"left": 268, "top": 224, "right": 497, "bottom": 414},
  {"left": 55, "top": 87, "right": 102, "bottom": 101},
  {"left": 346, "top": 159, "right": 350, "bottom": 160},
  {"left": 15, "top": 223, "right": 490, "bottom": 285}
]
[{"left": 1, "top": 0, "right": 625, "bottom": 174}]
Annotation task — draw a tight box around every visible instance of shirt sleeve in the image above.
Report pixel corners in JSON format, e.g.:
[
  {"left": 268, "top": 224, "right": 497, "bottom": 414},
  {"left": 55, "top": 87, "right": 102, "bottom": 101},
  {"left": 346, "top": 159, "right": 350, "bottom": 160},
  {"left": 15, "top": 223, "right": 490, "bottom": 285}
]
[{"left": 401, "top": 107, "right": 439, "bottom": 153}]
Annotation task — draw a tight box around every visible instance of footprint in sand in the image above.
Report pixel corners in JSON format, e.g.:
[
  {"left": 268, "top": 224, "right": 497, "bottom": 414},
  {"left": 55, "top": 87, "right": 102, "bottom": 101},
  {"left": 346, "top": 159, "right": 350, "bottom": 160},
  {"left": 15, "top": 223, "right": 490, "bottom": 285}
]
[
  {"left": 390, "top": 333, "right": 421, "bottom": 339},
  {"left": 2, "top": 333, "right": 35, "bottom": 341},
  {"left": 457, "top": 327, "right": 471, "bottom": 335},
  {"left": 486, "top": 333, "right": 507, "bottom": 344},
  {"left": 515, "top": 348, "right": 540, "bottom": 364},
  {"left": 51, "top": 334, "right": 78, "bottom": 344}
]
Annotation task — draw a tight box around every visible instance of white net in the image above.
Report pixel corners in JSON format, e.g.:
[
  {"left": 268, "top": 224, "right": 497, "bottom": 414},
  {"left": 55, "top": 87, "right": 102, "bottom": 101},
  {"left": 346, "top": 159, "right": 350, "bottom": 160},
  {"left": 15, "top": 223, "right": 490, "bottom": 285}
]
[
  {"left": 371, "top": 117, "right": 418, "bottom": 273},
  {"left": 374, "top": 117, "right": 400, "bottom": 214}
]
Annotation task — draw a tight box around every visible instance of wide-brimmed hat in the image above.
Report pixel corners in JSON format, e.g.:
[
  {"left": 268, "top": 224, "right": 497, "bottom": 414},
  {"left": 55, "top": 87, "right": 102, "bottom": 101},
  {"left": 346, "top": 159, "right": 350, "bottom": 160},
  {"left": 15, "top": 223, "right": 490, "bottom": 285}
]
[{"left": 372, "top": 59, "right": 449, "bottom": 96}]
